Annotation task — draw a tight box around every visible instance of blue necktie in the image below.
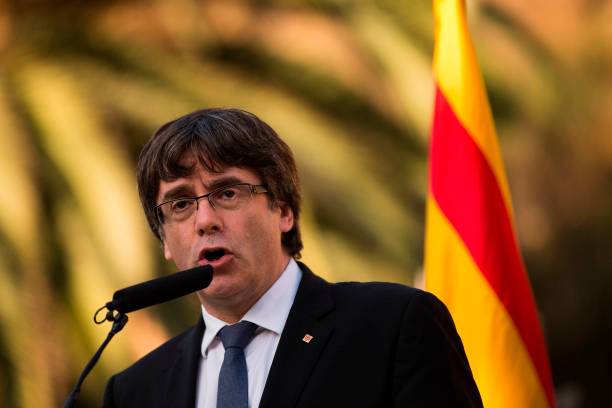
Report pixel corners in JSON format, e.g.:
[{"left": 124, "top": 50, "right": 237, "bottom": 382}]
[{"left": 217, "top": 321, "right": 258, "bottom": 408}]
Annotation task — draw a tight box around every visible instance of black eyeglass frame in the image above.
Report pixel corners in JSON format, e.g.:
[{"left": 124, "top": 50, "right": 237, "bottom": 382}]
[{"left": 155, "top": 183, "right": 269, "bottom": 225}]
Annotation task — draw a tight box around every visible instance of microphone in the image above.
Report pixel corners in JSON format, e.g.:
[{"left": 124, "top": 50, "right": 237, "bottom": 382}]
[
  {"left": 105, "top": 264, "right": 213, "bottom": 314},
  {"left": 64, "top": 265, "right": 213, "bottom": 408}
]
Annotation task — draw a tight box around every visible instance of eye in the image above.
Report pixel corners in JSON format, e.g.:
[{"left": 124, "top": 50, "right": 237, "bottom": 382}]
[
  {"left": 216, "top": 186, "right": 240, "bottom": 201},
  {"left": 171, "top": 199, "right": 194, "bottom": 212}
]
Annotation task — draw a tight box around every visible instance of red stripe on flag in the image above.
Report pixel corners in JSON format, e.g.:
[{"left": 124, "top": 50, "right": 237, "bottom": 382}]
[{"left": 430, "top": 87, "right": 555, "bottom": 406}]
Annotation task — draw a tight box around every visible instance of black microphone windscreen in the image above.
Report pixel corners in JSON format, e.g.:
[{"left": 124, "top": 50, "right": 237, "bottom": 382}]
[{"left": 107, "top": 265, "right": 213, "bottom": 314}]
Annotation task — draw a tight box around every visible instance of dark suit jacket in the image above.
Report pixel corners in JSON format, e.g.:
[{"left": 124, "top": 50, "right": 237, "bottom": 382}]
[{"left": 104, "top": 263, "right": 482, "bottom": 407}]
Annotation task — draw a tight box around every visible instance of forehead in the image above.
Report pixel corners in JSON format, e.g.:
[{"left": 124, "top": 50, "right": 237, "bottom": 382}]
[{"left": 156, "top": 162, "right": 260, "bottom": 202}]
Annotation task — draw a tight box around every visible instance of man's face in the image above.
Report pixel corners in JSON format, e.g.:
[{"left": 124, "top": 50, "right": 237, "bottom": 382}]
[{"left": 157, "top": 158, "right": 294, "bottom": 320}]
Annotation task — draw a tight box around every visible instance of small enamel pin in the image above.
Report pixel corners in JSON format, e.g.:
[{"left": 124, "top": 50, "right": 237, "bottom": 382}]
[{"left": 302, "top": 334, "right": 314, "bottom": 343}]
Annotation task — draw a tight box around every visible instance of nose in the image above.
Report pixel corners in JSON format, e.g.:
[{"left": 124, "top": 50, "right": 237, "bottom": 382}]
[{"left": 194, "top": 197, "right": 222, "bottom": 236}]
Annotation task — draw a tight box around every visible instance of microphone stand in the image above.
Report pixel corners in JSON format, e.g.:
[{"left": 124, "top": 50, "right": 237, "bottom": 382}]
[
  {"left": 63, "top": 310, "right": 128, "bottom": 408},
  {"left": 62, "top": 264, "right": 212, "bottom": 406}
]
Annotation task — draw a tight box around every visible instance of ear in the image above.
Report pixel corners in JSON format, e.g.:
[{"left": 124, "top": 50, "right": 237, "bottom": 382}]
[
  {"left": 162, "top": 240, "right": 174, "bottom": 261},
  {"left": 278, "top": 204, "right": 294, "bottom": 233}
]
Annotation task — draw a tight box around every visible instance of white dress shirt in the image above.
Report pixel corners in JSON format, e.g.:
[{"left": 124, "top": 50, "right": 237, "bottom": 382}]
[{"left": 195, "top": 259, "right": 302, "bottom": 408}]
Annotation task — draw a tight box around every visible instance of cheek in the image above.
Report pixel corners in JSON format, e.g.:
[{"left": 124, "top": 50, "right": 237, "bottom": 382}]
[
  {"left": 242, "top": 214, "right": 282, "bottom": 254},
  {"left": 164, "top": 232, "right": 193, "bottom": 269},
  {"left": 249, "top": 216, "right": 281, "bottom": 255}
]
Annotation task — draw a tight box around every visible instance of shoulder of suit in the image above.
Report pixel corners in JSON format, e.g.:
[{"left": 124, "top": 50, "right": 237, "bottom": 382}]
[
  {"left": 112, "top": 321, "right": 199, "bottom": 380},
  {"left": 331, "top": 279, "right": 420, "bottom": 298},
  {"left": 328, "top": 279, "right": 444, "bottom": 313},
  {"left": 298, "top": 262, "right": 443, "bottom": 311},
  {"left": 312, "top": 279, "right": 451, "bottom": 335}
]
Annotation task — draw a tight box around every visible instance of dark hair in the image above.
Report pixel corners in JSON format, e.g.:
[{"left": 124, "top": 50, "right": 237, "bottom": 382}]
[{"left": 137, "top": 108, "right": 302, "bottom": 257}]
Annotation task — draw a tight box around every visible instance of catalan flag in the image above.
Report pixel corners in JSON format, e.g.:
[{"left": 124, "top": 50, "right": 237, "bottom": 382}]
[{"left": 424, "top": 1, "right": 555, "bottom": 407}]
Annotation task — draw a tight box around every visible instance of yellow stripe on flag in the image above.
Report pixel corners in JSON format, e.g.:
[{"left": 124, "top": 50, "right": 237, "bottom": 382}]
[
  {"left": 425, "top": 198, "right": 549, "bottom": 407},
  {"left": 433, "top": 0, "right": 513, "bottom": 216},
  {"left": 426, "top": 0, "right": 556, "bottom": 406}
]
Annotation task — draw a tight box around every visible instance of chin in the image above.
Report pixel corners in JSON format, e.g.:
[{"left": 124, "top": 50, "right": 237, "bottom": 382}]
[{"left": 202, "top": 277, "right": 243, "bottom": 299}]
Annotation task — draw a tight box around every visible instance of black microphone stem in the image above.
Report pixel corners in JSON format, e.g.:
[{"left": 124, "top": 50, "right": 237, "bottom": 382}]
[
  {"left": 63, "top": 313, "right": 128, "bottom": 408},
  {"left": 63, "top": 265, "right": 212, "bottom": 406}
]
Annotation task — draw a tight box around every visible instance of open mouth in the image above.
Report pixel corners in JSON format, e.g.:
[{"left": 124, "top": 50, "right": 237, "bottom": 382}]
[{"left": 203, "top": 248, "right": 227, "bottom": 262}]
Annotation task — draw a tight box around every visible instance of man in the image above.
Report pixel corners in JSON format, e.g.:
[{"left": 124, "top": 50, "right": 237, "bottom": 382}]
[{"left": 103, "top": 108, "right": 482, "bottom": 407}]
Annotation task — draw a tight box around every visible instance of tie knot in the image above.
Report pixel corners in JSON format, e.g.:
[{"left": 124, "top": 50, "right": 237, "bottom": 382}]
[{"left": 218, "top": 321, "right": 258, "bottom": 350}]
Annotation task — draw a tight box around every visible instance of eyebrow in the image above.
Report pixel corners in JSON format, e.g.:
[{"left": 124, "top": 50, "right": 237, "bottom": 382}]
[
  {"left": 158, "top": 185, "right": 194, "bottom": 203},
  {"left": 158, "top": 175, "right": 253, "bottom": 204},
  {"left": 207, "top": 176, "right": 247, "bottom": 191}
]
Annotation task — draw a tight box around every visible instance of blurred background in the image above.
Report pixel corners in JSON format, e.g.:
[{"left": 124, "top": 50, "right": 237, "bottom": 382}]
[{"left": 0, "top": 0, "right": 610, "bottom": 406}]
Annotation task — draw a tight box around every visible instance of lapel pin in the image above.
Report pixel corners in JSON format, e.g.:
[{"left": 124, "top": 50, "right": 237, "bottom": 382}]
[{"left": 302, "top": 334, "right": 314, "bottom": 344}]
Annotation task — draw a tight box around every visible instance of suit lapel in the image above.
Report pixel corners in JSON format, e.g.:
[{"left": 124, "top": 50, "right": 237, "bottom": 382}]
[
  {"left": 259, "top": 263, "right": 335, "bottom": 408},
  {"left": 160, "top": 317, "right": 205, "bottom": 408}
]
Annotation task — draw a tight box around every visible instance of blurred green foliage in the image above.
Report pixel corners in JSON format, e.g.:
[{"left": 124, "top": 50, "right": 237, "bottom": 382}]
[{"left": 0, "top": 0, "right": 610, "bottom": 407}]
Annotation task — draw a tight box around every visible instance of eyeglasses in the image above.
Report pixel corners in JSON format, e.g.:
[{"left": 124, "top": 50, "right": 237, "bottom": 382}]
[{"left": 155, "top": 183, "right": 268, "bottom": 225}]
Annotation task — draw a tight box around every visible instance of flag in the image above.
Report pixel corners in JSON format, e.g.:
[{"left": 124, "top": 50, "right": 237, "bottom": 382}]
[{"left": 424, "top": 0, "right": 555, "bottom": 406}]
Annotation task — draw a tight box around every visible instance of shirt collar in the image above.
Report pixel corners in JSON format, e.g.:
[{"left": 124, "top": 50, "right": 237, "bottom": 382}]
[{"left": 200, "top": 258, "right": 302, "bottom": 357}]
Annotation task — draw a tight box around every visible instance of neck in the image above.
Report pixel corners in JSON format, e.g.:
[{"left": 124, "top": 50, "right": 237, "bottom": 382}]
[
  {"left": 198, "top": 255, "right": 291, "bottom": 323},
  {"left": 203, "top": 303, "right": 250, "bottom": 324}
]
